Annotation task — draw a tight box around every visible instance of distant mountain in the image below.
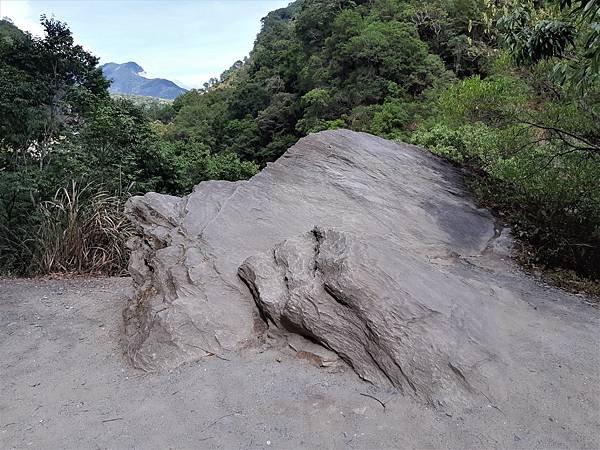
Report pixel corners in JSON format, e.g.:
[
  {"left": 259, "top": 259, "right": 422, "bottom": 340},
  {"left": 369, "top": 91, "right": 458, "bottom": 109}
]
[{"left": 101, "top": 62, "right": 187, "bottom": 100}]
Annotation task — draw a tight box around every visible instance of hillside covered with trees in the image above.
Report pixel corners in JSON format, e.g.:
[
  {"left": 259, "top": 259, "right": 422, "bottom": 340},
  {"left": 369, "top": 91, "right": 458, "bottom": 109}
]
[{"left": 0, "top": 0, "right": 598, "bottom": 291}]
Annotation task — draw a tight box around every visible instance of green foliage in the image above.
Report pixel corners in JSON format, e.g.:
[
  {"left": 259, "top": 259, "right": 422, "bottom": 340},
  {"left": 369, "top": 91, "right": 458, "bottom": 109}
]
[
  {"left": 148, "top": 139, "right": 258, "bottom": 194},
  {"left": 163, "top": 0, "right": 464, "bottom": 165},
  {"left": 412, "top": 124, "right": 471, "bottom": 162},
  {"left": 0, "top": 19, "right": 27, "bottom": 44},
  {"left": 498, "top": 7, "right": 575, "bottom": 65},
  {"left": 0, "top": 18, "right": 259, "bottom": 276},
  {"left": 369, "top": 99, "right": 414, "bottom": 139},
  {"left": 341, "top": 20, "right": 441, "bottom": 95},
  {"left": 413, "top": 71, "right": 600, "bottom": 279},
  {"left": 1, "top": 1, "right": 598, "bottom": 284},
  {"left": 433, "top": 75, "right": 530, "bottom": 127},
  {"left": 296, "top": 88, "right": 332, "bottom": 134},
  {"left": 498, "top": 0, "right": 600, "bottom": 88}
]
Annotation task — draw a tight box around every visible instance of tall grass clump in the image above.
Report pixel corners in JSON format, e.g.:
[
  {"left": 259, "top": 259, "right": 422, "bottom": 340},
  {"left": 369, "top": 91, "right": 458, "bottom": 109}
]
[{"left": 31, "top": 181, "right": 133, "bottom": 275}]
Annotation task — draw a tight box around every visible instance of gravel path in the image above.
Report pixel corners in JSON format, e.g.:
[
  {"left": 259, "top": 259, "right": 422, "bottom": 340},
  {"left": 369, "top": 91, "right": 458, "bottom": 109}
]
[{"left": 1, "top": 277, "right": 599, "bottom": 449}]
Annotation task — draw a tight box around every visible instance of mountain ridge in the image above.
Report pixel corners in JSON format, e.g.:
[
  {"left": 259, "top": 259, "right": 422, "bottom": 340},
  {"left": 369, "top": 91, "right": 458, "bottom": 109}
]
[{"left": 101, "top": 61, "right": 187, "bottom": 100}]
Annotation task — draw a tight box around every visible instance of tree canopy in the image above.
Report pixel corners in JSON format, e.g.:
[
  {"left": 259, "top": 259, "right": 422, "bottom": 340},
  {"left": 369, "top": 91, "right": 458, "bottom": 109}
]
[{"left": 0, "top": 1, "right": 598, "bottom": 287}]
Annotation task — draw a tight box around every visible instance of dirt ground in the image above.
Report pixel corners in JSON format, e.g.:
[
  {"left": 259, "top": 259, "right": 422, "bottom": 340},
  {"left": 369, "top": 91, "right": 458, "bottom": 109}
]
[{"left": 1, "top": 277, "right": 599, "bottom": 449}]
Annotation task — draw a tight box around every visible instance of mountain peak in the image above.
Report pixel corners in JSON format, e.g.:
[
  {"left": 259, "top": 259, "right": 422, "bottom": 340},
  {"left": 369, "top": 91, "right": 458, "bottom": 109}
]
[
  {"left": 101, "top": 61, "right": 186, "bottom": 100},
  {"left": 121, "top": 61, "right": 144, "bottom": 73}
]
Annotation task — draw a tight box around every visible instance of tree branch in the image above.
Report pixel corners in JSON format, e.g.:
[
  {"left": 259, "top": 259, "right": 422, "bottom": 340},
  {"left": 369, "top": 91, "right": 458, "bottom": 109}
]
[{"left": 520, "top": 120, "right": 599, "bottom": 153}]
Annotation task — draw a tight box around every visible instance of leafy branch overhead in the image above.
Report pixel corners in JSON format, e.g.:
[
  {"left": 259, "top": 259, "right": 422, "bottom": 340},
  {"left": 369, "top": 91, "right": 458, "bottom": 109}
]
[{"left": 498, "top": 0, "right": 599, "bottom": 86}]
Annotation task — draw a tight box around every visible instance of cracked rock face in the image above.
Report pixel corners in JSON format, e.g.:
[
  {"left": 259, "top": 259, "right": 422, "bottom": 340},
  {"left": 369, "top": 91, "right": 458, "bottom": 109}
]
[
  {"left": 238, "top": 227, "right": 497, "bottom": 406},
  {"left": 124, "top": 129, "right": 505, "bottom": 404}
]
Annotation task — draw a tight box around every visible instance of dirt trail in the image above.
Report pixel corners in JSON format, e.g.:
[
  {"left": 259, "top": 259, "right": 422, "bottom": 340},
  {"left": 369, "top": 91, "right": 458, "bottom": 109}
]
[{"left": 1, "top": 277, "right": 599, "bottom": 449}]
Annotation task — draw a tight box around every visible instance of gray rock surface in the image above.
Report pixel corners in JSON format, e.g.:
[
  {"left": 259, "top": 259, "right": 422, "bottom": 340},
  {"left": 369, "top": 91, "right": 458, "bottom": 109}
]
[
  {"left": 238, "top": 227, "right": 495, "bottom": 407},
  {"left": 124, "top": 129, "right": 595, "bottom": 408}
]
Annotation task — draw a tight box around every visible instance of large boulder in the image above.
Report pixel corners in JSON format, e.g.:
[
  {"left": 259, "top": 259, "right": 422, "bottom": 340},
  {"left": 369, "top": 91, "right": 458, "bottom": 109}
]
[{"left": 124, "top": 130, "right": 541, "bottom": 405}]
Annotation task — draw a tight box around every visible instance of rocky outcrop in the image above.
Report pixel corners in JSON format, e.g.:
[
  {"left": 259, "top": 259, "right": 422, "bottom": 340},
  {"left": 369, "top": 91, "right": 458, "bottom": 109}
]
[
  {"left": 124, "top": 129, "right": 523, "bottom": 405},
  {"left": 124, "top": 181, "right": 254, "bottom": 369}
]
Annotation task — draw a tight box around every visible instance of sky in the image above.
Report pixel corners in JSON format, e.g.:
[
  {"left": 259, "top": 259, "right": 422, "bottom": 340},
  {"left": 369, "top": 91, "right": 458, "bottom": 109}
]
[{"left": 0, "top": 0, "right": 290, "bottom": 88}]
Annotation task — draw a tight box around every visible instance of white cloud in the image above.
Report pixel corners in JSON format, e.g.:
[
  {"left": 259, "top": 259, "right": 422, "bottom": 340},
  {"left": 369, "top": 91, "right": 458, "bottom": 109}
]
[{"left": 0, "top": 0, "right": 44, "bottom": 36}]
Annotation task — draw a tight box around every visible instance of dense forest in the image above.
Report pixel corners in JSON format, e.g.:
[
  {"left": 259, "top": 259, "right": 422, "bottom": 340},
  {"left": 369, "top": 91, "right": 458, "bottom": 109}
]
[{"left": 1, "top": 0, "right": 598, "bottom": 291}]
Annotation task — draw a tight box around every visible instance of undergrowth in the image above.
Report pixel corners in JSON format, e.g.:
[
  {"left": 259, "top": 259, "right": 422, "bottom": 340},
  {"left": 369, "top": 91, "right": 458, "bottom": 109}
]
[{"left": 0, "top": 181, "right": 133, "bottom": 277}]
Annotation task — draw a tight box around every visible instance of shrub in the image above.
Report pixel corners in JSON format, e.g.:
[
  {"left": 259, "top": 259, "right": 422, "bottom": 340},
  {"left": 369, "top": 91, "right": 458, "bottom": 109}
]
[
  {"left": 369, "top": 99, "right": 412, "bottom": 139},
  {"left": 434, "top": 75, "right": 530, "bottom": 127},
  {"left": 411, "top": 124, "right": 469, "bottom": 163}
]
